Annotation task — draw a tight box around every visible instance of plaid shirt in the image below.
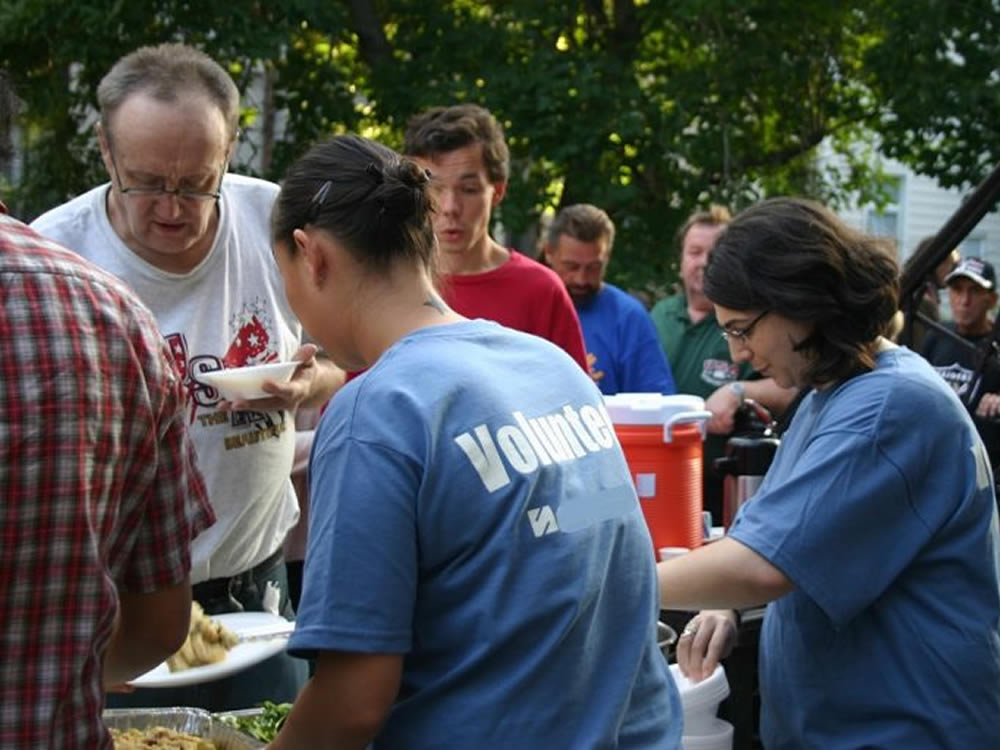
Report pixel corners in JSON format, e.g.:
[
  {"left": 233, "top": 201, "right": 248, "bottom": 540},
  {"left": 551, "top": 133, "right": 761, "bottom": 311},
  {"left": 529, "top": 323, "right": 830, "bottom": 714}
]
[{"left": 0, "top": 215, "right": 215, "bottom": 749}]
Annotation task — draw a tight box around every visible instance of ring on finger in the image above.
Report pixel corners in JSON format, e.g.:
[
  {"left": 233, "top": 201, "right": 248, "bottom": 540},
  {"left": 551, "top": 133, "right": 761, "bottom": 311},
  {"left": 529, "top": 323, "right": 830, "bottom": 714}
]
[{"left": 681, "top": 620, "right": 699, "bottom": 638}]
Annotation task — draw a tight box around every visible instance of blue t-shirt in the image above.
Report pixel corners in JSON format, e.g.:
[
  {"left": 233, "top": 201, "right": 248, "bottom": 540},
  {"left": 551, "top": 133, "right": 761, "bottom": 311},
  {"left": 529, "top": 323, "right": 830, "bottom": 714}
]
[
  {"left": 729, "top": 347, "right": 1000, "bottom": 749},
  {"left": 291, "top": 320, "right": 680, "bottom": 749},
  {"left": 577, "top": 283, "right": 676, "bottom": 395}
]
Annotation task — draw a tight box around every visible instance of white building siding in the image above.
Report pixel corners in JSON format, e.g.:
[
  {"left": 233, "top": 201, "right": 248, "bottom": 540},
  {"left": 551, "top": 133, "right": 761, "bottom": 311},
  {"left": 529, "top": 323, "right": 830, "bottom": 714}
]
[{"left": 838, "top": 156, "right": 1000, "bottom": 265}]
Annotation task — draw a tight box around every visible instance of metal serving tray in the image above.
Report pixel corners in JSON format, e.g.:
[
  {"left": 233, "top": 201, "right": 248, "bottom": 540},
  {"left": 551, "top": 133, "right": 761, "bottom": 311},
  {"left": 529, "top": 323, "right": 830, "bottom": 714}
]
[{"left": 103, "top": 707, "right": 265, "bottom": 749}]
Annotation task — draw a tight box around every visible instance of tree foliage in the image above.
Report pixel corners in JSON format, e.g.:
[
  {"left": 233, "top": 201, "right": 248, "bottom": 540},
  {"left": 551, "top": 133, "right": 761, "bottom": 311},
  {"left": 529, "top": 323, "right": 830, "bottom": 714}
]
[{"left": 2, "top": 0, "right": 999, "bottom": 293}]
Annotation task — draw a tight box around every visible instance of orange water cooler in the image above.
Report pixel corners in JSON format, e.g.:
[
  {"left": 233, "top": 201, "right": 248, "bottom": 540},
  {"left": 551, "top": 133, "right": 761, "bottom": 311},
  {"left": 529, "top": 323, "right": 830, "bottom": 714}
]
[{"left": 604, "top": 393, "right": 711, "bottom": 556}]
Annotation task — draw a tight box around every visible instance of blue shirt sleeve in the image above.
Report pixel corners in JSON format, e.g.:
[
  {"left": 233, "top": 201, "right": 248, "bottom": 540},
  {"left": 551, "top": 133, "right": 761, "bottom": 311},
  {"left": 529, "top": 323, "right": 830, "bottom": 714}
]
[
  {"left": 615, "top": 297, "right": 676, "bottom": 394},
  {"left": 289, "top": 432, "right": 418, "bottom": 656},
  {"left": 626, "top": 313, "right": 676, "bottom": 394},
  {"left": 729, "top": 429, "right": 933, "bottom": 628}
]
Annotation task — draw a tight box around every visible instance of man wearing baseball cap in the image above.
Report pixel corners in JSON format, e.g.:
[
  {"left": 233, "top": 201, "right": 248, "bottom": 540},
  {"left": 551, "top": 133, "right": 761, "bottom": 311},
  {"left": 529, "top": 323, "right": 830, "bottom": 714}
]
[
  {"left": 922, "top": 257, "right": 1000, "bottom": 489},
  {"left": 946, "top": 256, "right": 996, "bottom": 291}
]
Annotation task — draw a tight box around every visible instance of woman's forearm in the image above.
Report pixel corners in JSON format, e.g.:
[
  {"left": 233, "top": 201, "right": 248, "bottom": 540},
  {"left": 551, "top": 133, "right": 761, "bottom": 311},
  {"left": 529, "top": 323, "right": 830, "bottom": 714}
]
[{"left": 657, "top": 537, "right": 793, "bottom": 611}]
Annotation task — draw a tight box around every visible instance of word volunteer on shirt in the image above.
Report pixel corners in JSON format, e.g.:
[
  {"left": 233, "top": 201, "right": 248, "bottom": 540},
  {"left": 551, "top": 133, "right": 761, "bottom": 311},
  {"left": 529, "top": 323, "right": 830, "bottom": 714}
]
[{"left": 455, "top": 402, "right": 619, "bottom": 492}]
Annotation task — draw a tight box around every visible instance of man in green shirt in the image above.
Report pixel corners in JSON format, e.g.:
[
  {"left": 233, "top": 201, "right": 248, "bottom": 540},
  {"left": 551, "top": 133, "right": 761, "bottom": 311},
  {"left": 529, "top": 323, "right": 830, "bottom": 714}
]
[{"left": 651, "top": 205, "right": 798, "bottom": 523}]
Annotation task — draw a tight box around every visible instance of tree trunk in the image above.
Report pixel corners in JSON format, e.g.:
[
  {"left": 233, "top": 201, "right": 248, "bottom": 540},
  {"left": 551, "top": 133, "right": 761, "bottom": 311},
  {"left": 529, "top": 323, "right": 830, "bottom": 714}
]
[{"left": 348, "top": 0, "right": 392, "bottom": 67}]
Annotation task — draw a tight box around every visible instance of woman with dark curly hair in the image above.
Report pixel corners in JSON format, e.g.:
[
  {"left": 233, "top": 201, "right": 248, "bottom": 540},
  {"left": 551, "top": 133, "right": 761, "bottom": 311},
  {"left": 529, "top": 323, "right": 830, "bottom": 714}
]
[{"left": 658, "top": 197, "right": 1000, "bottom": 748}]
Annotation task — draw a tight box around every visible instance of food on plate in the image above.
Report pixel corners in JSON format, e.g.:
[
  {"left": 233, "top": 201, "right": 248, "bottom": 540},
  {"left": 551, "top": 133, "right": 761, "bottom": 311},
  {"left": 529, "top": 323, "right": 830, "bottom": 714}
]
[
  {"left": 110, "top": 726, "right": 216, "bottom": 749},
  {"left": 166, "top": 602, "right": 239, "bottom": 672}
]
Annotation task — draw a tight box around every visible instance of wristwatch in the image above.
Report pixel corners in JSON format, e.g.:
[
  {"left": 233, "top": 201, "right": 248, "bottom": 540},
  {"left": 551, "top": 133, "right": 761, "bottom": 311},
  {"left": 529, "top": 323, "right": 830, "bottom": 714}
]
[{"left": 729, "top": 381, "right": 746, "bottom": 403}]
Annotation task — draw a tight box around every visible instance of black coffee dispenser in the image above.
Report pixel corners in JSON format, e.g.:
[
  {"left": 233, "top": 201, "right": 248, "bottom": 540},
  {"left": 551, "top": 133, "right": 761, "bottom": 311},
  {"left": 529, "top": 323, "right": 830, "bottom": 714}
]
[{"left": 714, "top": 400, "right": 780, "bottom": 530}]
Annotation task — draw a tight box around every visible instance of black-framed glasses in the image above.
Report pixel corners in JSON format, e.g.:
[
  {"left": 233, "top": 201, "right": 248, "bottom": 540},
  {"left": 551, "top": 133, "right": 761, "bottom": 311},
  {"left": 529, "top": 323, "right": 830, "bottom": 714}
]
[
  {"left": 721, "top": 310, "right": 770, "bottom": 345},
  {"left": 107, "top": 145, "right": 226, "bottom": 202}
]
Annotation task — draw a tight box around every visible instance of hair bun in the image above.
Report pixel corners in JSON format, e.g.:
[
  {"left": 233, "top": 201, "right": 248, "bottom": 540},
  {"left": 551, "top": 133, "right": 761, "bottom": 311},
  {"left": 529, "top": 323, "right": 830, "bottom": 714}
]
[
  {"left": 365, "top": 161, "right": 384, "bottom": 183},
  {"left": 391, "top": 158, "right": 431, "bottom": 190},
  {"left": 375, "top": 159, "right": 431, "bottom": 223}
]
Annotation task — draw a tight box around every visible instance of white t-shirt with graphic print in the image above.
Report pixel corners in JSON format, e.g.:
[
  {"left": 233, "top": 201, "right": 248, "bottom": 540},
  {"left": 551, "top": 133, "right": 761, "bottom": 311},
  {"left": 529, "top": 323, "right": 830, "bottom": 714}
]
[{"left": 32, "top": 174, "right": 301, "bottom": 583}]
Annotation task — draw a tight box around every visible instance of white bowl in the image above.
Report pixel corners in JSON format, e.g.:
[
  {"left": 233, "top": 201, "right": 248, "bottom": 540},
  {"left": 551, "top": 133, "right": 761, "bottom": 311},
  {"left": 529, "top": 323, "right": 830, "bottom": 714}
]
[{"left": 197, "top": 361, "right": 299, "bottom": 401}]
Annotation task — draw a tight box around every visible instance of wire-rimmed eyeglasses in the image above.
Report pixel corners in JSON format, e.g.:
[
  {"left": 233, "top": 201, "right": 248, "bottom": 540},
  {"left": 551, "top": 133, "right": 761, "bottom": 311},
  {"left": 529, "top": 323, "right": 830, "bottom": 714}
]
[
  {"left": 721, "top": 310, "right": 770, "bottom": 345},
  {"left": 107, "top": 144, "right": 227, "bottom": 202}
]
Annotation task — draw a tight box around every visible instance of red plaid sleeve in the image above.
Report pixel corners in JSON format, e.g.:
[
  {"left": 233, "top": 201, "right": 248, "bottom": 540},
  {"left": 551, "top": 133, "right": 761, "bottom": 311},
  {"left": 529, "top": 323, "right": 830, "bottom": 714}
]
[
  {"left": 0, "top": 216, "right": 213, "bottom": 747},
  {"left": 109, "top": 308, "right": 216, "bottom": 592}
]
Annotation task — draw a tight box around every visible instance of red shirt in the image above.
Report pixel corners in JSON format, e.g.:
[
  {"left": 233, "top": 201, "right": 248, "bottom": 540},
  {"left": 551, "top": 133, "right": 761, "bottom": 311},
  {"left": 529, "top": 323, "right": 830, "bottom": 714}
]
[
  {"left": 441, "top": 250, "right": 588, "bottom": 371},
  {"left": 0, "top": 215, "right": 214, "bottom": 749}
]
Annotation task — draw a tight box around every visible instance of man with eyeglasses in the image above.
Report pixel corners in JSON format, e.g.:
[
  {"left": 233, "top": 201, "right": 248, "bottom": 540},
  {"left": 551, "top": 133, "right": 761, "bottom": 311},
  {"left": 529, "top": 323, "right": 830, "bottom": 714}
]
[
  {"left": 31, "top": 43, "right": 343, "bottom": 711},
  {"left": 650, "top": 206, "right": 798, "bottom": 523}
]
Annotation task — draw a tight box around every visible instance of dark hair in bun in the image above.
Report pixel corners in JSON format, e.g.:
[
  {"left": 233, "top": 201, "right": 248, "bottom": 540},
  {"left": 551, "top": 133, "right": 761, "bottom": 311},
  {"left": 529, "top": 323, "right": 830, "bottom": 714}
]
[{"left": 271, "top": 134, "right": 437, "bottom": 273}]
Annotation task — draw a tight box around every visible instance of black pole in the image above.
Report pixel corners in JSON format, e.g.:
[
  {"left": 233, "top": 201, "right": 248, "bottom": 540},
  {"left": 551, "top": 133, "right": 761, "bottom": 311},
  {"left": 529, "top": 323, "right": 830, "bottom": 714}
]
[
  {"left": 897, "top": 160, "right": 1000, "bottom": 347},
  {"left": 900, "top": 161, "right": 1000, "bottom": 303}
]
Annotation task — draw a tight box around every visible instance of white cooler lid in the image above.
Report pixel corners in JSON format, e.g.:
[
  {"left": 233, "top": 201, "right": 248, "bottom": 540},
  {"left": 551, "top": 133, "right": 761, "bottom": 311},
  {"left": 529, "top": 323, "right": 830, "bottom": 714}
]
[
  {"left": 604, "top": 393, "right": 712, "bottom": 443},
  {"left": 603, "top": 393, "right": 706, "bottom": 425}
]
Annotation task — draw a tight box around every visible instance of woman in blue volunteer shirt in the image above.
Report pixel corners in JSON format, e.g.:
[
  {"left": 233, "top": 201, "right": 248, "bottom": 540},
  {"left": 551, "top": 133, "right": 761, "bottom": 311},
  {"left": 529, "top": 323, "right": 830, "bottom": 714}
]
[
  {"left": 658, "top": 197, "right": 1000, "bottom": 749},
  {"left": 265, "top": 134, "right": 680, "bottom": 749}
]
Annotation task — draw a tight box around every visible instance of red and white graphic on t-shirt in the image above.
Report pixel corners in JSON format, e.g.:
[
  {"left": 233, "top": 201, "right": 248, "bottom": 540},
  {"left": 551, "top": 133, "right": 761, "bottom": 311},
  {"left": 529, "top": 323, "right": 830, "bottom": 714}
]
[{"left": 224, "top": 300, "right": 280, "bottom": 368}]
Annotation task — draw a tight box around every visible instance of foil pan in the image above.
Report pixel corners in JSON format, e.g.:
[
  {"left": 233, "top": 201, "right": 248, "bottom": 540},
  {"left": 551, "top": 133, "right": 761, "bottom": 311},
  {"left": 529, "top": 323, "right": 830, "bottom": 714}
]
[{"left": 103, "top": 707, "right": 265, "bottom": 749}]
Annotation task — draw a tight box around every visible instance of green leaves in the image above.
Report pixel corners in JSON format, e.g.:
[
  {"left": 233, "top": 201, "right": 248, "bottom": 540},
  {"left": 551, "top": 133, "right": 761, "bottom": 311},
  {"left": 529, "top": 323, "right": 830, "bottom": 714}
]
[{"left": 4, "top": 0, "right": 998, "bottom": 292}]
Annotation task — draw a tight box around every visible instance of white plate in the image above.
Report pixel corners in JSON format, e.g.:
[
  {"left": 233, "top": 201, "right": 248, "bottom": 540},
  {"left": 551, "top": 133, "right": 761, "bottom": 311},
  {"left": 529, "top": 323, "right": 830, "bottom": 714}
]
[
  {"left": 197, "top": 362, "right": 299, "bottom": 401},
  {"left": 130, "top": 612, "right": 294, "bottom": 688}
]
